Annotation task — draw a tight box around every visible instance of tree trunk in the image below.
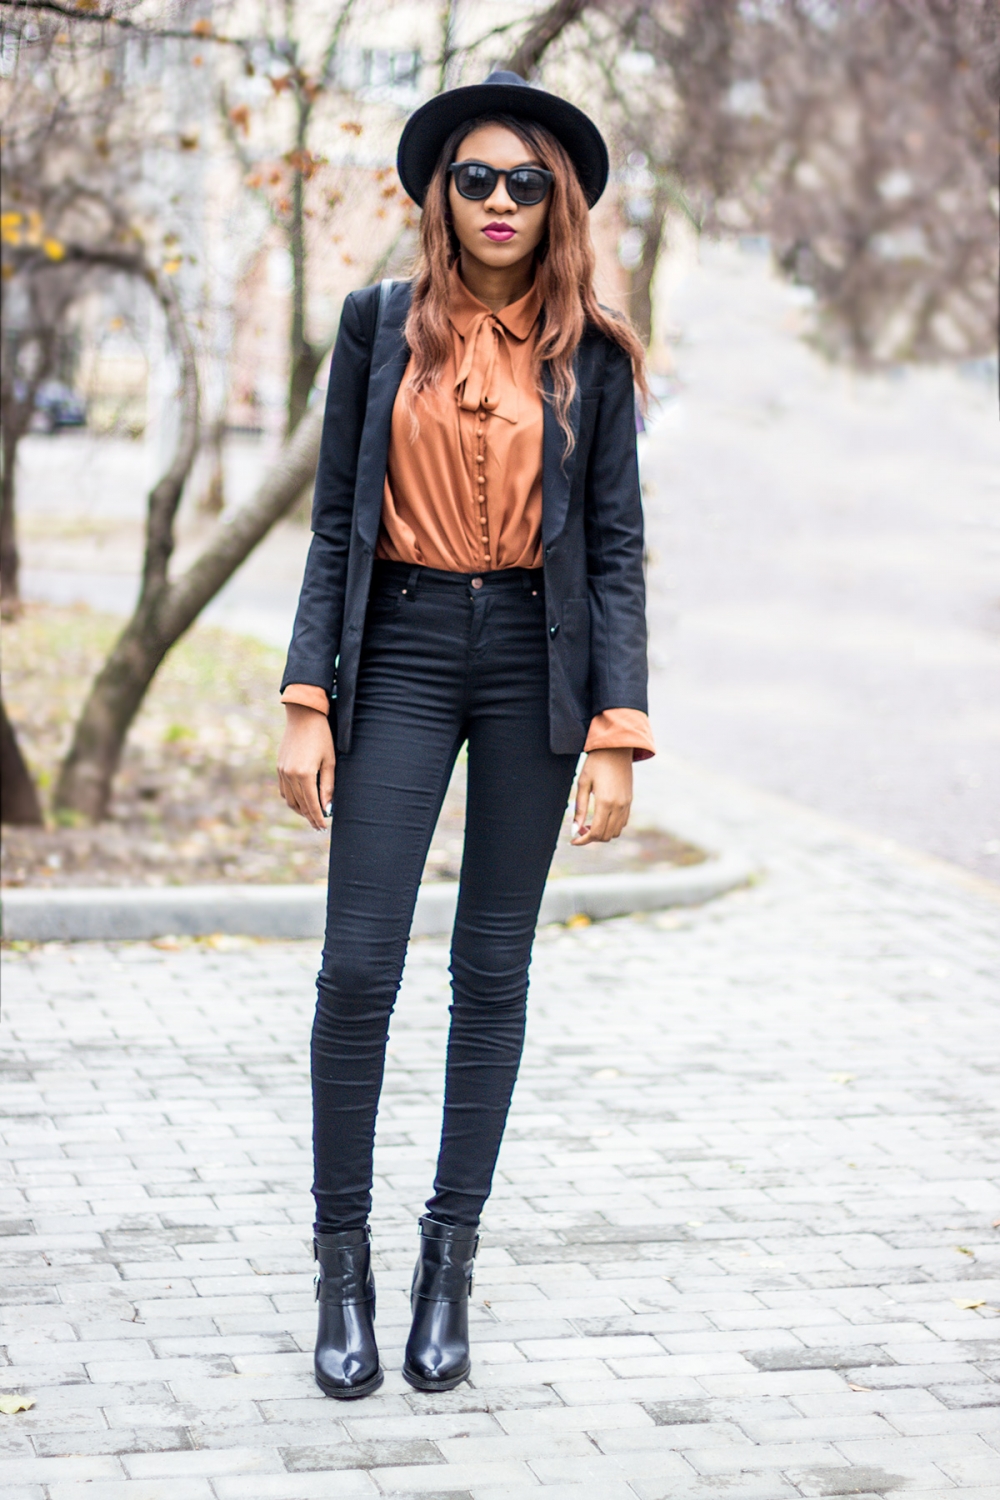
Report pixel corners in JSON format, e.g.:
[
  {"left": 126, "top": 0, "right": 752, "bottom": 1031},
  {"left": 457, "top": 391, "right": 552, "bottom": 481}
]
[
  {"left": 286, "top": 100, "right": 321, "bottom": 437},
  {"left": 628, "top": 194, "right": 670, "bottom": 346},
  {"left": 1, "top": 692, "right": 43, "bottom": 826},
  {"left": 54, "top": 269, "right": 201, "bottom": 821},
  {"left": 0, "top": 427, "right": 21, "bottom": 617},
  {"left": 53, "top": 398, "right": 325, "bottom": 821}
]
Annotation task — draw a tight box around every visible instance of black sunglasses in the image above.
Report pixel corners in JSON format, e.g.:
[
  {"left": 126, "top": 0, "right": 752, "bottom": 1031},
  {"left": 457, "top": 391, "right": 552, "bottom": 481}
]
[{"left": 448, "top": 160, "right": 554, "bottom": 207}]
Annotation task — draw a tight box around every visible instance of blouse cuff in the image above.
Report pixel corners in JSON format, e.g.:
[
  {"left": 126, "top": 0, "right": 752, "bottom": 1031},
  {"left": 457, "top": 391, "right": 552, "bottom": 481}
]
[
  {"left": 281, "top": 684, "right": 330, "bottom": 715},
  {"left": 584, "top": 708, "right": 656, "bottom": 761}
]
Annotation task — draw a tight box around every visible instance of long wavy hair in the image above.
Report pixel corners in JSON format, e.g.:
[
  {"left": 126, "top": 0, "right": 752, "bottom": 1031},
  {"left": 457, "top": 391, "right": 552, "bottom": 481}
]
[{"left": 402, "top": 113, "right": 647, "bottom": 452}]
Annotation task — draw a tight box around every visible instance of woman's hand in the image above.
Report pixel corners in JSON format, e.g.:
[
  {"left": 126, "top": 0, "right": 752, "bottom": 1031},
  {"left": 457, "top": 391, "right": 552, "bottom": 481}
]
[
  {"left": 571, "top": 747, "right": 633, "bottom": 845},
  {"left": 277, "top": 704, "right": 336, "bottom": 831}
]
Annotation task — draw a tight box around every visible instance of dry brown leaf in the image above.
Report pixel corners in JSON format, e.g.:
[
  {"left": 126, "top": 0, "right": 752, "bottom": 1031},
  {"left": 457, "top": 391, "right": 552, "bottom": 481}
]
[
  {"left": 0, "top": 1394, "right": 35, "bottom": 1415},
  {"left": 847, "top": 1383, "right": 872, "bottom": 1393},
  {"left": 952, "top": 1298, "right": 986, "bottom": 1310}
]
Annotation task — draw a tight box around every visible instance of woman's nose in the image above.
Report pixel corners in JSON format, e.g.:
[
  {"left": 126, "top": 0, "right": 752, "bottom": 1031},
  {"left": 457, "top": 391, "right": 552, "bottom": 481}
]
[{"left": 485, "top": 182, "right": 516, "bottom": 213}]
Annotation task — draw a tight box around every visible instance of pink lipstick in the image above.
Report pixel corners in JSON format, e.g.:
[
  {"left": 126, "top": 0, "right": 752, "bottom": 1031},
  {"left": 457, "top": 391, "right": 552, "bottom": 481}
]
[{"left": 483, "top": 224, "right": 515, "bottom": 242}]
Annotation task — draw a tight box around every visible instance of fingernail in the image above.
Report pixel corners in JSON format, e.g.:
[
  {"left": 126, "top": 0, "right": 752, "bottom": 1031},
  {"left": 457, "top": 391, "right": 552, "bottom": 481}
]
[
  {"left": 571, "top": 822, "right": 579, "bottom": 838},
  {"left": 323, "top": 803, "right": 333, "bottom": 817}
]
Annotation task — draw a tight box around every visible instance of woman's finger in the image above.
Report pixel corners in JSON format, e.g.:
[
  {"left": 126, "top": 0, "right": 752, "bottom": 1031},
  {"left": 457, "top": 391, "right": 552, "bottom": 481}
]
[
  {"left": 318, "top": 754, "right": 336, "bottom": 820},
  {"left": 296, "top": 772, "right": 326, "bottom": 830},
  {"left": 277, "top": 769, "right": 299, "bottom": 817},
  {"left": 573, "top": 771, "right": 591, "bottom": 828}
]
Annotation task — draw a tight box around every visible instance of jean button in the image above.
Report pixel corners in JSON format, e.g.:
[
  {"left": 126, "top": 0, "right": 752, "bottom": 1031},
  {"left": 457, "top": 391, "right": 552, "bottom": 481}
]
[{"left": 471, "top": 576, "right": 483, "bottom": 589}]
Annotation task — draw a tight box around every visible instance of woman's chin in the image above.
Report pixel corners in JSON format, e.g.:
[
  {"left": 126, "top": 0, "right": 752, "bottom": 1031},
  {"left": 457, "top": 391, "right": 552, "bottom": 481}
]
[{"left": 461, "top": 241, "right": 532, "bottom": 272}]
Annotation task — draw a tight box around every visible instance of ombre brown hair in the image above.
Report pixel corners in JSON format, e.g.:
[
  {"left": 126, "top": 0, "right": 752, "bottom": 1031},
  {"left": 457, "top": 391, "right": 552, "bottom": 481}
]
[{"left": 403, "top": 113, "right": 647, "bottom": 452}]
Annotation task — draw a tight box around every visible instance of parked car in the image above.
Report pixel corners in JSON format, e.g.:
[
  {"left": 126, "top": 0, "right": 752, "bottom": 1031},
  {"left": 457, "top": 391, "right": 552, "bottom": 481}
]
[{"left": 15, "top": 380, "right": 87, "bottom": 432}]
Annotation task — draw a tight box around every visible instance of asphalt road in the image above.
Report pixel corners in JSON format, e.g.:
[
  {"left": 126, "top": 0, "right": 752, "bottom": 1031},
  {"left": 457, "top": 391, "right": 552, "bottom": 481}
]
[
  {"left": 640, "top": 241, "right": 1000, "bottom": 880},
  {"left": 16, "top": 242, "right": 1000, "bottom": 878}
]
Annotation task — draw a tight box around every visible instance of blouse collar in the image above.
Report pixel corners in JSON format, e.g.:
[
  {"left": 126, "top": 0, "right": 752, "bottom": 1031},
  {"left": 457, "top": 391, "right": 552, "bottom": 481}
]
[{"left": 448, "top": 263, "right": 543, "bottom": 342}]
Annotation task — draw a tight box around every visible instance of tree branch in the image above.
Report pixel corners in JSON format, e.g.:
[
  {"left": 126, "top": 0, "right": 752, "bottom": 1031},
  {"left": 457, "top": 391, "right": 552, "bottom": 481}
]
[
  {"left": 504, "top": 0, "right": 590, "bottom": 76},
  {"left": 1, "top": 0, "right": 248, "bottom": 51}
]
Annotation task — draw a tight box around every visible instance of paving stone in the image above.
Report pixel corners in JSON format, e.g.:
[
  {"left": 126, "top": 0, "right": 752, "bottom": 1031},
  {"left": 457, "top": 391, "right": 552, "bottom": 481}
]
[
  {"left": 47, "top": 1486, "right": 215, "bottom": 1500},
  {"left": 3, "top": 760, "right": 999, "bottom": 1495}
]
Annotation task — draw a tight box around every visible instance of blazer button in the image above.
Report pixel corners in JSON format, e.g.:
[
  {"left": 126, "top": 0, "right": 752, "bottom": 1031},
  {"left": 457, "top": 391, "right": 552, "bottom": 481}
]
[{"left": 549, "top": 622, "right": 559, "bottom": 637}]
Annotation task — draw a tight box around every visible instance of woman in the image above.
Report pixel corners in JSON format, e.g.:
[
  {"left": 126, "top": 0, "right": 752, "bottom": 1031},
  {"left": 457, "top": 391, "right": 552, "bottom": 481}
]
[{"left": 277, "top": 70, "right": 654, "bottom": 1400}]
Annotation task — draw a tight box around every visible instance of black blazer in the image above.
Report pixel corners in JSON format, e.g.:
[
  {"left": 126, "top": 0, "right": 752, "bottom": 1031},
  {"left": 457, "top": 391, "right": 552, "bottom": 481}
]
[{"left": 281, "top": 280, "right": 649, "bottom": 756}]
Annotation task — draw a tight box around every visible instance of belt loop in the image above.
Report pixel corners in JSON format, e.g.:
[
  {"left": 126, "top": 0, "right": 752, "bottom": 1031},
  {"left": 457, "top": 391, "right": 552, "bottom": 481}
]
[{"left": 404, "top": 564, "right": 421, "bottom": 599}]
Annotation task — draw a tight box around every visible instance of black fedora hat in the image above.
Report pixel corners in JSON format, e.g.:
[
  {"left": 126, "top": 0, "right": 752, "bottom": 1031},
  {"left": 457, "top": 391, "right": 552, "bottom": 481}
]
[{"left": 397, "top": 70, "right": 609, "bottom": 209}]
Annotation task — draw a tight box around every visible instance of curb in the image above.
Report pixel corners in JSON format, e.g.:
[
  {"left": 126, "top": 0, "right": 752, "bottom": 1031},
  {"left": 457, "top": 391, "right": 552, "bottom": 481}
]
[{"left": 0, "top": 854, "right": 755, "bottom": 943}]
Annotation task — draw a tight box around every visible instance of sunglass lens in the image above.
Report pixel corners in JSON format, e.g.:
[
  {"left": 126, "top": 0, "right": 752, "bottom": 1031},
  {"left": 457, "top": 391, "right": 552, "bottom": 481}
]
[
  {"left": 455, "top": 164, "right": 495, "bottom": 199},
  {"left": 508, "top": 169, "right": 549, "bottom": 205}
]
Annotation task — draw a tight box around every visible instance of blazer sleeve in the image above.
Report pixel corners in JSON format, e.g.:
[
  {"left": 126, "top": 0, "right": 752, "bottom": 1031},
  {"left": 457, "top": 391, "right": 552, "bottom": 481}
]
[
  {"left": 583, "top": 340, "right": 650, "bottom": 718},
  {"left": 279, "top": 289, "right": 377, "bottom": 698}
]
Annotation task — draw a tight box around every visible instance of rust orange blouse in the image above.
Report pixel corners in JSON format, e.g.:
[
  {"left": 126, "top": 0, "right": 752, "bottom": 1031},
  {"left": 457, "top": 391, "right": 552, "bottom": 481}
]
[{"left": 283, "top": 267, "right": 654, "bottom": 760}]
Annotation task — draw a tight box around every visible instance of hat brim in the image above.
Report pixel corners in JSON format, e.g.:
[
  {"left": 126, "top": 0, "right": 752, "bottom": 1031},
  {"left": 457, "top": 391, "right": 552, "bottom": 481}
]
[{"left": 397, "top": 82, "right": 609, "bottom": 209}]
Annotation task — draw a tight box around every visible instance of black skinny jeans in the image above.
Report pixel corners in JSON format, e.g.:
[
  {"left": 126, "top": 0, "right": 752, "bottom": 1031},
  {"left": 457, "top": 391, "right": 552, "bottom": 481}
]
[{"left": 312, "top": 562, "right": 578, "bottom": 1232}]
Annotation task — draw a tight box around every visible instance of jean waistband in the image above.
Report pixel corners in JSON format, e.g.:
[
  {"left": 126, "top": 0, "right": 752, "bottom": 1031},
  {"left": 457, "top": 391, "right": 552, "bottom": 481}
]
[{"left": 372, "top": 560, "right": 544, "bottom": 595}]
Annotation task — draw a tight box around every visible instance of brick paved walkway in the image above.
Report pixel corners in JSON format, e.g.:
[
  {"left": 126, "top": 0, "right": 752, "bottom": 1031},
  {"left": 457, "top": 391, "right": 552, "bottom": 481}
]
[{"left": 3, "top": 756, "right": 999, "bottom": 1498}]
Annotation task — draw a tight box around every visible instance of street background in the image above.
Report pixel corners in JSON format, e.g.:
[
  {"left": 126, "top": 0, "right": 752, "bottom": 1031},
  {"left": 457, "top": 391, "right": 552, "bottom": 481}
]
[{"left": 1, "top": 3, "right": 999, "bottom": 1497}]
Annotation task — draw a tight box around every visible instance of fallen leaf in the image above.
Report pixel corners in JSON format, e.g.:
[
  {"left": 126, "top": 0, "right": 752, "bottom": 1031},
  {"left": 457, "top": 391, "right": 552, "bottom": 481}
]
[
  {"left": 566, "top": 913, "right": 591, "bottom": 928},
  {"left": 591, "top": 1067, "right": 620, "bottom": 1080},
  {"left": 992, "top": 1218, "right": 1000, "bottom": 1229},
  {"left": 955, "top": 1246, "right": 975, "bottom": 1257},
  {"left": 830, "top": 1073, "right": 855, "bottom": 1085},
  {"left": 0, "top": 1394, "right": 35, "bottom": 1414},
  {"left": 952, "top": 1298, "right": 986, "bottom": 1310},
  {"left": 847, "top": 1383, "right": 872, "bottom": 1393}
]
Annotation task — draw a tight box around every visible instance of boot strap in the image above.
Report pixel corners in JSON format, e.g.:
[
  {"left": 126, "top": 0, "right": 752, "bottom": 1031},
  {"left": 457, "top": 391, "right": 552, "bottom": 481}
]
[
  {"left": 411, "top": 1254, "right": 476, "bottom": 1302},
  {"left": 314, "top": 1234, "right": 374, "bottom": 1306}
]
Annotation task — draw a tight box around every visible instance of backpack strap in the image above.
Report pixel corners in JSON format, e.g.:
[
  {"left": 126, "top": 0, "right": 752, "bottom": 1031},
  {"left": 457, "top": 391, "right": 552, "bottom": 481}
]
[{"left": 375, "top": 277, "right": 394, "bottom": 342}]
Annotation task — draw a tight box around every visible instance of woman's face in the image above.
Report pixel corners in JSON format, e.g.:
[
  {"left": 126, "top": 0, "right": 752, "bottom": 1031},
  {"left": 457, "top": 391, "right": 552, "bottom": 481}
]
[{"left": 447, "top": 123, "right": 551, "bottom": 274}]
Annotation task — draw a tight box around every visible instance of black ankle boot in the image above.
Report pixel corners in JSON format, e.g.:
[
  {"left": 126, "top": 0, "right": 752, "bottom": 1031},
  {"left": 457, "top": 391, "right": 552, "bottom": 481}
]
[
  {"left": 402, "top": 1217, "right": 479, "bottom": 1391},
  {"left": 313, "top": 1227, "right": 383, "bottom": 1399}
]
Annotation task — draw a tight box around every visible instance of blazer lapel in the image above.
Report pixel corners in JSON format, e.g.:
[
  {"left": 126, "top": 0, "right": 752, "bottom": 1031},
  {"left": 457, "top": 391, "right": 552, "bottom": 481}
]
[
  {"left": 355, "top": 281, "right": 412, "bottom": 549},
  {"left": 541, "top": 361, "right": 582, "bottom": 548}
]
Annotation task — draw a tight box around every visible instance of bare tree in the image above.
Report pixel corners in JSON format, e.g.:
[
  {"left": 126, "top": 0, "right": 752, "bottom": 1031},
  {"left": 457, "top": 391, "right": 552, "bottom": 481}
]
[
  {"left": 586, "top": 0, "right": 999, "bottom": 365},
  {"left": 0, "top": 12, "right": 142, "bottom": 613},
  {"left": 730, "top": 0, "right": 1000, "bottom": 364},
  {"left": 2, "top": 0, "right": 613, "bottom": 822},
  {"left": 216, "top": 0, "right": 372, "bottom": 435}
]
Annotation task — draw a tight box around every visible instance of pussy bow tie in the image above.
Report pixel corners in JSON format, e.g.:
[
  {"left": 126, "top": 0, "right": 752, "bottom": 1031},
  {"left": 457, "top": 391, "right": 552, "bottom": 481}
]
[{"left": 454, "top": 312, "right": 519, "bottom": 423}]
